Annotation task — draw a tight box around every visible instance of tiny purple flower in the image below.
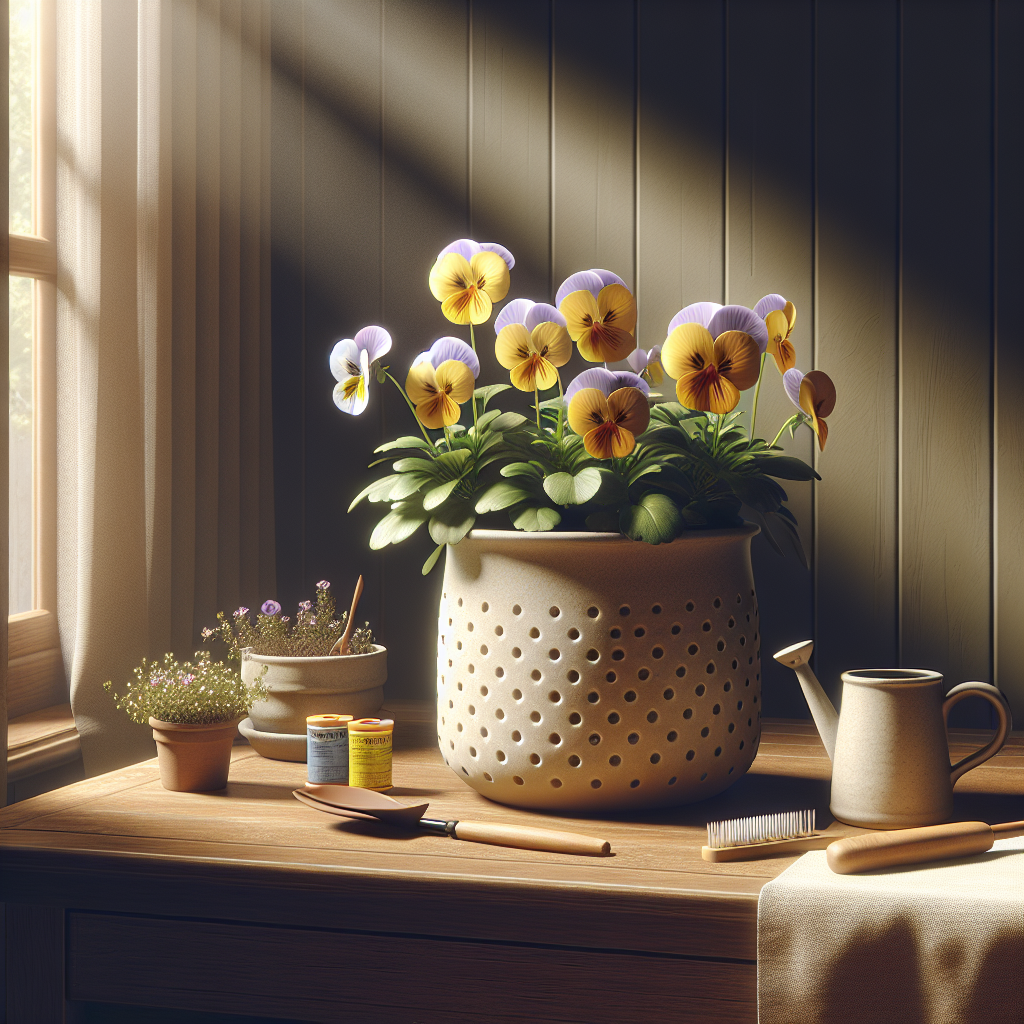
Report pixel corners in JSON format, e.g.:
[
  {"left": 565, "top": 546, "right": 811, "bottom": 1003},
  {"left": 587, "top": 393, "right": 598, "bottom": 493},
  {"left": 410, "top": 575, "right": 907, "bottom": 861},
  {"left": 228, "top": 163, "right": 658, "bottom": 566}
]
[
  {"left": 281, "top": 616, "right": 290, "bottom": 623},
  {"left": 233, "top": 606, "right": 249, "bottom": 618},
  {"left": 261, "top": 599, "right": 282, "bottom": 616},
  {"left": 316, "top": 580, "right": 330, "bottom": 590},
  {"left": 299, "top": 600, "right": 312, "bottom": 613}
]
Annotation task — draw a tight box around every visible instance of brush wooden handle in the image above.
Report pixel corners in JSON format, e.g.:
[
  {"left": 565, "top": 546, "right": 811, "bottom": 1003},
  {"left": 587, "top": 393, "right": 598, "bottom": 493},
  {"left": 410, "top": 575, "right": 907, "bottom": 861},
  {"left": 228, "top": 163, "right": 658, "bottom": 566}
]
[
  {"left": 826, "top": 819, "right": 1024, "bottom": 874},
  {"left": 452, "top": 820, "right": 610, "bottom": 856},
  {"left": 701, "top": 833, "right": 834, "bottom": 861}
]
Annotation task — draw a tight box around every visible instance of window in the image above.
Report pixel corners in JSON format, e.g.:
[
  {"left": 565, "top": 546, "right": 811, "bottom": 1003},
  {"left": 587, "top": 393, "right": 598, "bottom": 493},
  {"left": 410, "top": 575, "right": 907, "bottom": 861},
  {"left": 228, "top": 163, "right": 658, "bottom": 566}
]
[{"left": 9, "top": 0, "right": 62, "bottom": 722}]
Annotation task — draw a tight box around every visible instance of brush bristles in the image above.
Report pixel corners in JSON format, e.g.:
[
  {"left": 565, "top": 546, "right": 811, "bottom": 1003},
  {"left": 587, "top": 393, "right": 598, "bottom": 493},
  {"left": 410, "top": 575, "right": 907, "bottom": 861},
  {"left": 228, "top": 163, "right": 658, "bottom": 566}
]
[{"left": 706, "top": 809, "right": 817, "bottom": 849}]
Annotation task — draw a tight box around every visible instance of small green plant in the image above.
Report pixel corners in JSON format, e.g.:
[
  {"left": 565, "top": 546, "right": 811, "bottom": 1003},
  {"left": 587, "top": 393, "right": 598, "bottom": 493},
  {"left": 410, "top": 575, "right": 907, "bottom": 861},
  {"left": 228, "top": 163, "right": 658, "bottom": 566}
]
[
  {"left": 203, "top": 580, "right": 375, "bottom": 661},
  {"left": 104, "top": 651, "right": 268, "bottom": 725}
]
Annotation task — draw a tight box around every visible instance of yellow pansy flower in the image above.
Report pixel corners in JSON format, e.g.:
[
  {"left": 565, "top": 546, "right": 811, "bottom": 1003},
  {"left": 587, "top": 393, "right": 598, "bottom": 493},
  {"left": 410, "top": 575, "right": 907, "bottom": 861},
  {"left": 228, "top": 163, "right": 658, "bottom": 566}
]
[
  {"left": 405, "top": 358, "right": 475, "bottom": 428},
  {"left": 495, "top": 321, "right": 572, "bottom": 392},
  {"left": 567, "top": 386, "right": 650, "bottom": 459}
]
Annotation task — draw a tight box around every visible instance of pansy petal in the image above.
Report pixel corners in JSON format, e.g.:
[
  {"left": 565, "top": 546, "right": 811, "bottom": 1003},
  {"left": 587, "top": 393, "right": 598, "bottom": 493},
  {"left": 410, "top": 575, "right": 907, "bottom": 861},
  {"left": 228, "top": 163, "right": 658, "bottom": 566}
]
[
  {"left": 590, "top": 268, "right": 627, "bottom": 290},
  {"left": 803, "top": 370, "right": 837, "bottom": 417},
  {"left": 713, "top": 331, "right": 761, "bottom": 390},
  {"left": 405, "top": 361, "right": 439, "bottom": 406},
  {"left": 441, "top": 288, "right": 493, "bottom": 325},
  {"left": 577, "top": 323, "right": 636, "bottom": 363},
  {"left": 556, "top": 271, "right": 605, "bottom": 306},
  {"left": 434, "top": 359, "right": 476, "bottom": 405},
  {"left": 494, "top": 298, "right": 535, "bottom": 334},
  {"left": 584, "top": 422, "right": 635, "bottom": 459},
  {"left": 708, "top": 305, "right": 770, "bottom": 353},
  {"left": 559, "top": 289, "right": 601, "bottom": 341},
  {"left": 567, "top": 388, "right": 611, "bottom": 438},
  {"left": 330, "top": 338, "right": 361, "bottom": 383},
  {"left": 667, "top": 301, "right": 722, "bottom": 333},
  {"left": 478, "top": 241, "right": 515, "bottom": 270},
  {"left": 469, "top": 250, "right": 511, "bottom": 302},
  {"left": 416, "top": 392, "right": 462, "bottom": 429},
  {"left": 354, "top": 325, "right": 393, "bottom": 364},
  {"left": 754, "top": 293, "right": 787, "bottom": 319},
  {"left": 610, "top": 370, "right": 650, "bottom": 395},
  {"left": 427, "top": 336, "right": 481, "bottom": 378},
  {"left": 531, "top": 321, "right": 572, "bottom": 367},
  {"left": 495, "top": 323, "right": 532, "bottom": 370},
  {"left": 511, "top": 355, "right": 559, "bottom": 393},
  {"left": 676, "top": 367, "right": 741, "bottom": 415},
  {"left": 437, "top": 238, "right": 480, "bottom": 262},
  {"left": 524, "top": 302, "right": 566, "bottom": 331},
  {"left": 769, "top": 337, "right": 797, "bottom": 374},
  {"left": 429, "top": 252, "right": 473, "bottom": 301},
  {"left": 626, "top": 348, "right": 648, "bottom": 374},
  {"left": 565, "top": 367, "right": 618, "bottom": 402},
  {"left": 661, "top": 323, "right": 715, "bottom": 379},
  {"left": 644, "top": 353, "right": 664, "bottom": 385},
  {"left": 783, "top": 368, "right": 804, "bottom": 409},
  {"left": 607, "top": 387, "right": 651, "bottom": 437},
  {"left": 799, "top": 379, "right": 828, "bottom": 450},
  {"left": 332, "top": 351, "right": 370, "bottom": 415},
  {"left": 598, "top": 283, "right": 638, "bottom": 335},
  {"left": 784, "top": 301, "right": 797, "bottom": 333}
]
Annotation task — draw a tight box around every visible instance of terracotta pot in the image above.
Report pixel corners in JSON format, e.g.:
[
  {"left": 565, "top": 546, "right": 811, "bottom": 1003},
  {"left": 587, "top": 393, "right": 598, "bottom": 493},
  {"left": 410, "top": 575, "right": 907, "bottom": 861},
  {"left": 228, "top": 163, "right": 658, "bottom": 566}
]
[
  {"left": 437, "top": 527, "right": 762, "bottom": 812},
  {"left": 149, "top": 716, "right": 243, "bottom": 792},
  {"left": 241, "top": 646, "right": 387, "bottom": 735}
]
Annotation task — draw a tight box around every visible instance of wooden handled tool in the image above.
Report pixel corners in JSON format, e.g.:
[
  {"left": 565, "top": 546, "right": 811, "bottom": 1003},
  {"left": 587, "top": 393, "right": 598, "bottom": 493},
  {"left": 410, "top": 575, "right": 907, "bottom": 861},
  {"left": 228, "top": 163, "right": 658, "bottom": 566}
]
[
  {"left": 329, "top": 574, "right": 364, "bottom": 656},
  {"left": 446, "top": 820, "right": 610, "bottom": 856},
  {"left": 826, "top": 819, "right": 1024, "bottom": 874}
]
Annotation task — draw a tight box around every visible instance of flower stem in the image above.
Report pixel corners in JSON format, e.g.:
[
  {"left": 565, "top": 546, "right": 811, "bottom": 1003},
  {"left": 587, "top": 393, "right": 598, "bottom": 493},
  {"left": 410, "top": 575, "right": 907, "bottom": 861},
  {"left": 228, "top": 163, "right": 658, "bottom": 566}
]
[
  {"left": 749, "top": 353, "right": 767, "bottom": 441},
  {"left": 770, "top": 413, "right": 805, "bottom": 449},
  {"left": 713, "top": 410, "right": 724, "bottom": 452},
  {"left": 468, "top": 323, "right": 479, "bottom": 429},
  {"left": 534, "top": 385, "right": 542, "bottom": 433},
  {"left": 556, "top": 374, "right": 565, "bottom": 445},
  {"left": 385, "top": 371, "right": 435, "bottom": 449}
]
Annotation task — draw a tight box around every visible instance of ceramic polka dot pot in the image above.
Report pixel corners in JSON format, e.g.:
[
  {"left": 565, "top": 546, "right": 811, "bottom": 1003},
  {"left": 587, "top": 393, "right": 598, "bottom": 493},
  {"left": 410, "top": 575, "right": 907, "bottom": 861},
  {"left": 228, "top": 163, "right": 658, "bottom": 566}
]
[{"left": 436, "top": 527, "right": 762, "bottom": 812}]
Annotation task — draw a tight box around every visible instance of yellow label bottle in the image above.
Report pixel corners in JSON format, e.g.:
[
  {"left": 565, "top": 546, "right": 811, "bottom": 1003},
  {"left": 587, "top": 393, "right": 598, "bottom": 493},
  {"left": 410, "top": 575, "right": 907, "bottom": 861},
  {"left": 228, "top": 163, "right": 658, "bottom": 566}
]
[{"left": 348, "top": 718, "right": 394, "bottom": 791}]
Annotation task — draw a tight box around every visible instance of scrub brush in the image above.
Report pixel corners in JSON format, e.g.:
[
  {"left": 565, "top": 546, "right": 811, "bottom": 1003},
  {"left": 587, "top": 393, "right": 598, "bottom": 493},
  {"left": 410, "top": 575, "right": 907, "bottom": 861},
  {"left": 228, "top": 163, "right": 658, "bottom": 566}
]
[{"left": 702, "top": 809, "right": 833, "bottom": 861}]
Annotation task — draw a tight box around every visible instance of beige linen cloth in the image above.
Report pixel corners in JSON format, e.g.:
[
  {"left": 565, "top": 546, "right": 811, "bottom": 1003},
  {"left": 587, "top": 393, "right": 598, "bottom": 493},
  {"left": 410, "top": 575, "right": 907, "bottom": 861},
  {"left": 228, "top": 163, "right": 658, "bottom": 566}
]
[{"left": 757, "top": 836, "right": 1024, "bottom": 1024}]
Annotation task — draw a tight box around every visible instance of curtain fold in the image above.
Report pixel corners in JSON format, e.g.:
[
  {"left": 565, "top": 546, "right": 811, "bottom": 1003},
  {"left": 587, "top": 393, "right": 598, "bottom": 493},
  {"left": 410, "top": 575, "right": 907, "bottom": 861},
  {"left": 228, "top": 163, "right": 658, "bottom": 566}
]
[
  {"left": 56, "top": 0, "right": 275, "bottom": 776},
  {"left": 2, "top": 0, "right": 10, "bottom": 806}
]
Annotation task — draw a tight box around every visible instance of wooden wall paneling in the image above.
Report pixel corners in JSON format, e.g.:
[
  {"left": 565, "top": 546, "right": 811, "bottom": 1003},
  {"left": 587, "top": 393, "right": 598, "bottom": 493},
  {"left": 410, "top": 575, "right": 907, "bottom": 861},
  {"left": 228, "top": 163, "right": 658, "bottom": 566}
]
[
  {"left": 813, "top": 0, "right": 899, "bottom": 703},
  {"left": 381, "top": 0, "right": 469, "bottom": 698},
  {"left": 298, "top": 0, "right": 386, "bottom": 631},
  {"left": 995, "top": 0, "right": 1024, "bottom": 724},
  {"left": 726, "top": 0, "right": 815, "bottom": 717},
  {"left": 269, "top": 0, "right": 306, "bottom": 608},
  {"left": 470, "top": 0, "right": 551, "bottom": 387},
  {"left": 552, "top": 0, "right": 637, "bottom": 386},
  {"left": 636, "top": 0, "right": 726, "bottom": 344},
  {"left": 900, "top": 2, "right": 994, "bottom": 725}
]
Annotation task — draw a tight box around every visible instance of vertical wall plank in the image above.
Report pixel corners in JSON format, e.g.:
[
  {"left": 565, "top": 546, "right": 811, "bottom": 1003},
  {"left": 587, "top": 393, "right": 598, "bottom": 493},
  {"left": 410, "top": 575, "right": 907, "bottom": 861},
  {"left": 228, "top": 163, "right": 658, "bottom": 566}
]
[
  {"left": 814, "top": 0, "right": 899, "bottom": 701},
  {"left": 637, "top": 0, "right": 725, "bottom": 345},
  {"left": 299, "top": 0, "right": 385, "bottom": 632},
  {"left": 471, "top": 0, "right": 551, "bottom": 357},
  {"left": 552, "top": 0, "right": 636, "bottom": 383},
  {"left": 726, "top": 0, "right": 815, "bottom": 717},
  {"left": 901, "top": 2, "right": 993, "bottom": 723},
  {"left": 381, "top": 0, "right": 469, "bottom": 698},
  {"left": 995, "top": 0, "right": 1024, "bottom": 723}
]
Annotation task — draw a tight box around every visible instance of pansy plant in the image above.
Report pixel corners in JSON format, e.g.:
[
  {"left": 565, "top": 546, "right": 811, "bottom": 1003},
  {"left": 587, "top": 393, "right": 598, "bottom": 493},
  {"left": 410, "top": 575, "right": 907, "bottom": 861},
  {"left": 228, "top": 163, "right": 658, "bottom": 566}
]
[{"left": 334, "top": 240, "right": 836, "bottom": 569}]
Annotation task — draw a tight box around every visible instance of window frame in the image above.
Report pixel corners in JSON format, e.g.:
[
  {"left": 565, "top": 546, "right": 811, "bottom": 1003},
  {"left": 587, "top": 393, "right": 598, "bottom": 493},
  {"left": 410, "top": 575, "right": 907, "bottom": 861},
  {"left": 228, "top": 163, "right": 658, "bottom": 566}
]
[{"left": 9, "top": 0, "right": 61, "bottom": 717}]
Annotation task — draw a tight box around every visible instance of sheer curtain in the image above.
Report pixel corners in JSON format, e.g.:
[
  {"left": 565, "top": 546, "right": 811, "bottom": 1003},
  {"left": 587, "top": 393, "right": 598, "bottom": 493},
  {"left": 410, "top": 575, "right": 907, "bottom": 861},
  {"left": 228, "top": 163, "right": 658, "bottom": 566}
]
[
  {"left": 1, "top": 0, "right": 10, "bottom": 804},
  {"left": 56, "top": 0, "right": 275, "bottom": 775}
]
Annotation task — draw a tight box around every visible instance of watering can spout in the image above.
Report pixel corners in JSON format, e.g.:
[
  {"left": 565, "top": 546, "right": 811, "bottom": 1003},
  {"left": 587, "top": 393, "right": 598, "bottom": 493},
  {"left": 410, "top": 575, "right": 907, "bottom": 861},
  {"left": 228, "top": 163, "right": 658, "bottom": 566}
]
[{"left": 773, "top": 640, "right": 839, "bottom": 762}]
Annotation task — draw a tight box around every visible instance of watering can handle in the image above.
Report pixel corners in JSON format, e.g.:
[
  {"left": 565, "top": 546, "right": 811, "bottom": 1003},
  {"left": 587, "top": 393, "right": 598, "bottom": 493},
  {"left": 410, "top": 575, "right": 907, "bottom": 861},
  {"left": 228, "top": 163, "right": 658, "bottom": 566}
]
[{"left": 942, "top": 681, "right": 1013, "bottom": 785}]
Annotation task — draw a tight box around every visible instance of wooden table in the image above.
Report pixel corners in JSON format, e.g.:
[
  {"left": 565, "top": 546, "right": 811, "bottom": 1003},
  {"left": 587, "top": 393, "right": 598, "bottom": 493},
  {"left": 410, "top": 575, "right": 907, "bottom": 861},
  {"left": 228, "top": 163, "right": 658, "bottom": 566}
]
[{"left": 2, "top": 705, "right": 1021, "bottom": 1024}]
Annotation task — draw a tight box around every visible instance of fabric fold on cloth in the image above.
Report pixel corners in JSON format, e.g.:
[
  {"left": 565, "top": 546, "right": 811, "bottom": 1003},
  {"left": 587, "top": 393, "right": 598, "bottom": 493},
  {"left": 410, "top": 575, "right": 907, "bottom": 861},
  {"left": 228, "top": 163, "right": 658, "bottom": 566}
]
[{"left": 757, "top": 836, "right": 1024, "bottom": 1024}]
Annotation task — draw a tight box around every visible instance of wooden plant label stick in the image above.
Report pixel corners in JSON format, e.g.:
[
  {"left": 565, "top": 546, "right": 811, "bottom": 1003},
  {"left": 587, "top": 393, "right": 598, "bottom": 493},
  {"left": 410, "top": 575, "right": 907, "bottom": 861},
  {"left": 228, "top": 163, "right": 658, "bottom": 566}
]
[{"left": 330, "top": 574, "right": 364, "bottom": 656}]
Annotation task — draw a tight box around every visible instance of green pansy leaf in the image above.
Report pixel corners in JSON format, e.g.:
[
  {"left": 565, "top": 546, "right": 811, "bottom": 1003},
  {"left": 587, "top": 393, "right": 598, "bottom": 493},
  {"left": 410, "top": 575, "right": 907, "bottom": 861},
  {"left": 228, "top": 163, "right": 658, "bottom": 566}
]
[
  {"left": 473, "top": 384, "right": 512, "bottom": 411},
  {"left": 750, "top": 454, "right": 820, "bottom": 482},
  {"left": 421, "top": 543, "right": 445, "bottom": 576},
  {"left": 393, "top": 456, "right": 440, "bottom": 475},
  {"left": 434, "top": 449, "right": 472, "bottom": 477},
  {"left": 627, "top": 462, "right": 662, "bottom": 487},
  {"left": 500, "top": 461, "right": 543, "bottom": 480},
  {"left": 619, "top": 491, "right": 681, "bottom": 544},
  {"left": 475, "top": 409, "right": 502, "bottom": 433},
  {"left": 475, "top": 482, "right": 534, "bottom": 514},
  {"left": 543, "top": 467, "right": 602, "bottom": 506},
  {"left": 348, "top": 474, "right": 402, "bottom": 511},
  {"left": 375, "top": 436, "right": 434, "bottom": 454},
  {"left": 512, "top": 505, "right": 561, "bottom": 532},
  {"left": 423, "top": 479, "right": 461, "bottom": 511},
  {"left": 428, "top": 500, "right": 476, "bottom": 546},
  {"left": 489, "top": 412, "right": 529, "bottom": 432},
  {"left": 368, "top": 501, "right": 430, "bottom": 549}
]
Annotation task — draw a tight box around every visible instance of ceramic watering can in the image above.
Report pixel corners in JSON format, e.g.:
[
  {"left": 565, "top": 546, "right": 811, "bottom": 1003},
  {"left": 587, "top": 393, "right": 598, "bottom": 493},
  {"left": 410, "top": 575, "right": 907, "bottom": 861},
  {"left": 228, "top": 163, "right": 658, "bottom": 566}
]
[{"left": 774, "top": 641, "right": 1013, "bottom": 829}]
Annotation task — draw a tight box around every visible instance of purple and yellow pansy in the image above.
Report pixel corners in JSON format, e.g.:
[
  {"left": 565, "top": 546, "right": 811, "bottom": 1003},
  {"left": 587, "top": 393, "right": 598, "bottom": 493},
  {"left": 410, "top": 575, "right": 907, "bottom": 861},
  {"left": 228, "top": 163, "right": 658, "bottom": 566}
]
[
  {"left": 330, "top": 325, "right": 393, "bottom": 415},
  {"left": 557, "top": 269, "right": 637, "bottom": 364},
  {"left": 784, "top": 368, "right": 836, "bottom": 450},
  {"left": 428, "top": 239, "right": 514, "bottom": 326},
  {"left": 566, "top": 368, "right": 650, "bottom": 459},
  {"left": 756, "top": 293, "right": 798, "bottom": 374}
]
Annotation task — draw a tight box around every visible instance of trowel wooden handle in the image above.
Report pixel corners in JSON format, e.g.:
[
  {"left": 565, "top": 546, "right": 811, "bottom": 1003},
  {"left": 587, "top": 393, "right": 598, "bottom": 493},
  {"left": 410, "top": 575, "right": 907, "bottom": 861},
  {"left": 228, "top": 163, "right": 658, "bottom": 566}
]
[
  {"left": 827, "top": 820, "right": 1024, "bottom": 874},
  {"left": 452, "top": 820, "right": 611, "bottom": 856}
]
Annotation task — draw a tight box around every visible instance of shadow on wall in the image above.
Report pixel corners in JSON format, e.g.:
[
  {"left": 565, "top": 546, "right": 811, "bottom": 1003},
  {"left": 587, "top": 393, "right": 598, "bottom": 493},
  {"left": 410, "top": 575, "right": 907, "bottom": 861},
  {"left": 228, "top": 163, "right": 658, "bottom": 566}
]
[{"left": 265, "top": 0, "right": 1018, "bottom": 729}]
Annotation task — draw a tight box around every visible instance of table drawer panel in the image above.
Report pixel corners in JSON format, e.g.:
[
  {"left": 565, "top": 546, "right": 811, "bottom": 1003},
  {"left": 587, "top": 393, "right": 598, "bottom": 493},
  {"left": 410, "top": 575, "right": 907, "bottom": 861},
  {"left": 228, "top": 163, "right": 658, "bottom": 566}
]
[{"left": 67, "top": 912, "right": 756, "bottom": 1024}]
